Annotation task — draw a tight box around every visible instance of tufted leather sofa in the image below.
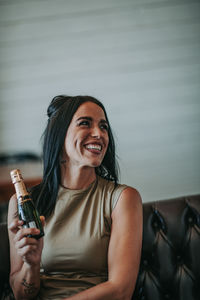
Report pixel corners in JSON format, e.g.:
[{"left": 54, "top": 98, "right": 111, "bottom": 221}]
[
  {"left": 132, "top": 194, "right": 200, "bottom": 300},
  {"left": 0, "top": 194, "right": 200, "bottom": 300}
]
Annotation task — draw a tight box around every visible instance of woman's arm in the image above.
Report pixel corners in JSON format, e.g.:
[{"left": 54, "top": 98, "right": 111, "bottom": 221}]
[
  {"left": 8, "top": 195, "right": 44, "bottom": 300},
  {"left": 66, "top": 187, "right": 143, "bottom": 300}
]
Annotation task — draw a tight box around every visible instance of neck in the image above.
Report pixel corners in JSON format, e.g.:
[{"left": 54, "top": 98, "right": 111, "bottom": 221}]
[{"left": 60, "top": 164, "right": 97, "bottom": 190}]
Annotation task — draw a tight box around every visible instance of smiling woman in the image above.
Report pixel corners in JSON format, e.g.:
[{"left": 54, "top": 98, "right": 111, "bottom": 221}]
[{"left": 7, "top": 95, "right": 143, "bottom": 300}]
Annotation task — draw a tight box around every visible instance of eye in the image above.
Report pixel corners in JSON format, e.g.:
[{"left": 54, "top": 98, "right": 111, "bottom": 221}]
[
  {"left": 100, "top": 123, "right": 108, "bottom": 131},
  {"left": 78, "top": 120, "right": 90, "bottom": 127}
]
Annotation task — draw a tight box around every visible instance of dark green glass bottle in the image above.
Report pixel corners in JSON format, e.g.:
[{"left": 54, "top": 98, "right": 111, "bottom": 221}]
[{"left": 10, "top": 169, "right": 44, "bottom": 239}]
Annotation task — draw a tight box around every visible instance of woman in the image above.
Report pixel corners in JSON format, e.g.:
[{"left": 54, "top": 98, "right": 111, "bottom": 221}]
[{"left": 8, "top": 95, "right": 143, "bottom": 300}]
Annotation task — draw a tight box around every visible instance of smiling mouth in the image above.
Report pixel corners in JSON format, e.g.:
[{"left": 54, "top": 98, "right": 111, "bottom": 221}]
[{"left": 84, "top": 144, "right": 102, "bottom": 152}]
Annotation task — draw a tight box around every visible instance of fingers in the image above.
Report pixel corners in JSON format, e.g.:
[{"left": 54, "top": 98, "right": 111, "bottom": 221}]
[
  {"left": 16, "top": 236, "right": 37, "bottom": 249},
  {"left": 13, "top": 228, "right": 42, "bottom": 263},
  {"left": 14, "top": 227, "right": 40, "bottom": 243},
  {"left": 8, "top": 219, "right": 23, "bottom": 234},
  {"left": 8, "top": 217, "right": 44, "bottom": 267},
  {"left": 9, "top": 215, "right": 45, "bottom": 235},
  {"left": 17, "top": 241, "right": 40, "bottom": 266},
  {"left": 40, "top": 215, "right": 45, "bottom": 227},
  {"left": 16, "top": 238, "right": 38, "bottom": 258},
  {"left": 17, "top": 243, "right": 38, "bottom": 257}
]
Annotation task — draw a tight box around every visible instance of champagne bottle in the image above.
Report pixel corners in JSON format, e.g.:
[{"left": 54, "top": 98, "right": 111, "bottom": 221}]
[{"left": 10, "top": 169, "right": 44, "bottom": 239}]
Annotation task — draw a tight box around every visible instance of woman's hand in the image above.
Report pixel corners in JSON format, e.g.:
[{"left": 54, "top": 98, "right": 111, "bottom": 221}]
[
  {"left": 8, "top": 195, "right": 44, "bottom": 299},
  {"left": 8, "top": 216, "right": 45, "bottom": 267}
]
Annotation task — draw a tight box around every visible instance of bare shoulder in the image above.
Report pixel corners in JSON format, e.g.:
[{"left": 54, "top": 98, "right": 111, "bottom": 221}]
[
  {"left": 121, "top": 186, "right": 142, "bottom": 201},
  {"left": 119, "top": 186, "right": 142, "bottom": 209},
  {"left": 112, "top": 186, "right": 142, "bottom": 220}
]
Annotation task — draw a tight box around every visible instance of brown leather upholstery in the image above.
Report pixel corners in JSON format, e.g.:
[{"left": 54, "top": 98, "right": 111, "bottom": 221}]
[
  {"left": 0, "top": 223, "right": 13, "bottom": 299},
  {"left": 132, "top": 194, "right": 200, "bottom": 300},
  {"left": 0, "top": 194, "right": 199, "bottom": 300}
]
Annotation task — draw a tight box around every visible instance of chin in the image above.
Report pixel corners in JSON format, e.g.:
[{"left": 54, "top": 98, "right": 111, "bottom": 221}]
[
  {"left": 91, "top": 162, "right": 102, "bottom": 168},
  {"left": 86, "top": 159, "right": 102, "bottom": 168}
]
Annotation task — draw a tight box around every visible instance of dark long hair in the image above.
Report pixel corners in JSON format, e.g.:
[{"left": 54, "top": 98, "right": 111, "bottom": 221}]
[{"left": 31, "top": 95, "right": 119, "bottom": 218}]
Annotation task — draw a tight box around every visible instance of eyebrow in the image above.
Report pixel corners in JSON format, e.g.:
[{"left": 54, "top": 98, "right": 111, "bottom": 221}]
[
  {"left": 76, "top": 116, "right": 108, "bottom": 124},
  {"left": 76, "top": 116, "right": 92, "bottom": 122}
]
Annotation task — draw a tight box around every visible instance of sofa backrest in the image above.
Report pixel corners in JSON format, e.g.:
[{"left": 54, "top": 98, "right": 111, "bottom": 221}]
[
  {"left": 132, "top": 194, "right": 200, "bottom": 300},
  {"left": 1, "top": 194, "right": 200, "bottom": 300}
]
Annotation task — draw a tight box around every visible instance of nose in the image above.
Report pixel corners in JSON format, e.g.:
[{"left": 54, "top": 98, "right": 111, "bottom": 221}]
[{"left": 90, "top": 125, "right": 101, "bottom": 139}]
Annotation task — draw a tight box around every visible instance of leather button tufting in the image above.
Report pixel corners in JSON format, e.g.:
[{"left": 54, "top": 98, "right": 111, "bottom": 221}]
[
  {"left": 177, "top": 255, "right": 181, "bottom": 261},
  {"left": 188, "top": 217, "right": 193, "bottom": 224},
  {"left": 153, "top": 222, "right": 158, "bottom": 228},
  {"left": 143, "top": 260, "right": 148, "bottom": 266},
  {"left": 165, "top": 294, "right": 170, "bottom": 299}
]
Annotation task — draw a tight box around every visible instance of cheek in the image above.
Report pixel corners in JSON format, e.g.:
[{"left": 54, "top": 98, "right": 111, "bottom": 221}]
[
  {"left": 106, "top": 133, "right": 109, "bottom": 146},
  {"left": 104, "top": 136, "right": 109, "bottom": 153},
  {"left": 65, "top": 132, "right": 86, "bottom": 154},
  {"left": 64, "top": 133, "right": 74, "bottom": 155}
]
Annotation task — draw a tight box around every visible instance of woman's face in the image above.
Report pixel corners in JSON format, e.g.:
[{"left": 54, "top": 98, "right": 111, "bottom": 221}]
[{"left": 63, "top": 101, "right": 109, "bottom": 169}]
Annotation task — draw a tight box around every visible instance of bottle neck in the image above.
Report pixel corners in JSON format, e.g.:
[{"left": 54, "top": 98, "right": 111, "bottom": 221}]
[{"left": 14, "top": 181, "right": 31, "bottom": 204}]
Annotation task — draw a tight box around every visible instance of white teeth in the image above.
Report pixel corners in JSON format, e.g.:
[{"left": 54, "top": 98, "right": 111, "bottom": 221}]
[{"left": 85, "top": 144, "right": 102, "bottom": 151}]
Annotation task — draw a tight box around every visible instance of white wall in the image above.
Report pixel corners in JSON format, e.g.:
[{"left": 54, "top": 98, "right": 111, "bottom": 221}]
[{"left": 0, "top": 0, "right": 200, "bottom": 202}]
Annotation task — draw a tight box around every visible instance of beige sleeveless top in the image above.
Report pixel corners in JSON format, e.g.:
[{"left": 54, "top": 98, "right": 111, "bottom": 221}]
[{"left": 37, "top": 176, "right": 127, "bottom": 300}]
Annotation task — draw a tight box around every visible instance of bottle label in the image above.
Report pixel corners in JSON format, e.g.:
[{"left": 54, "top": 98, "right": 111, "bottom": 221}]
[
  {"left": 29, "top": 221, "right": 37, "bottom": 228},
  {"left": 18, "top": 196, "right": 32, "bottom": 205}
]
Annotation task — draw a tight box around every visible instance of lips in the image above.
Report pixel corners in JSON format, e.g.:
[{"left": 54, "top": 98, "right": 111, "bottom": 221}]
[{"left": 84, "top": 143, "right": 103, "bottom": 152}]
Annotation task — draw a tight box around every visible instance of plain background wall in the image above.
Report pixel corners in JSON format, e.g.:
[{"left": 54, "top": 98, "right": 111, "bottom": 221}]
[{"left": 0, "top": 0, "right": 200, "bottom": 202}]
